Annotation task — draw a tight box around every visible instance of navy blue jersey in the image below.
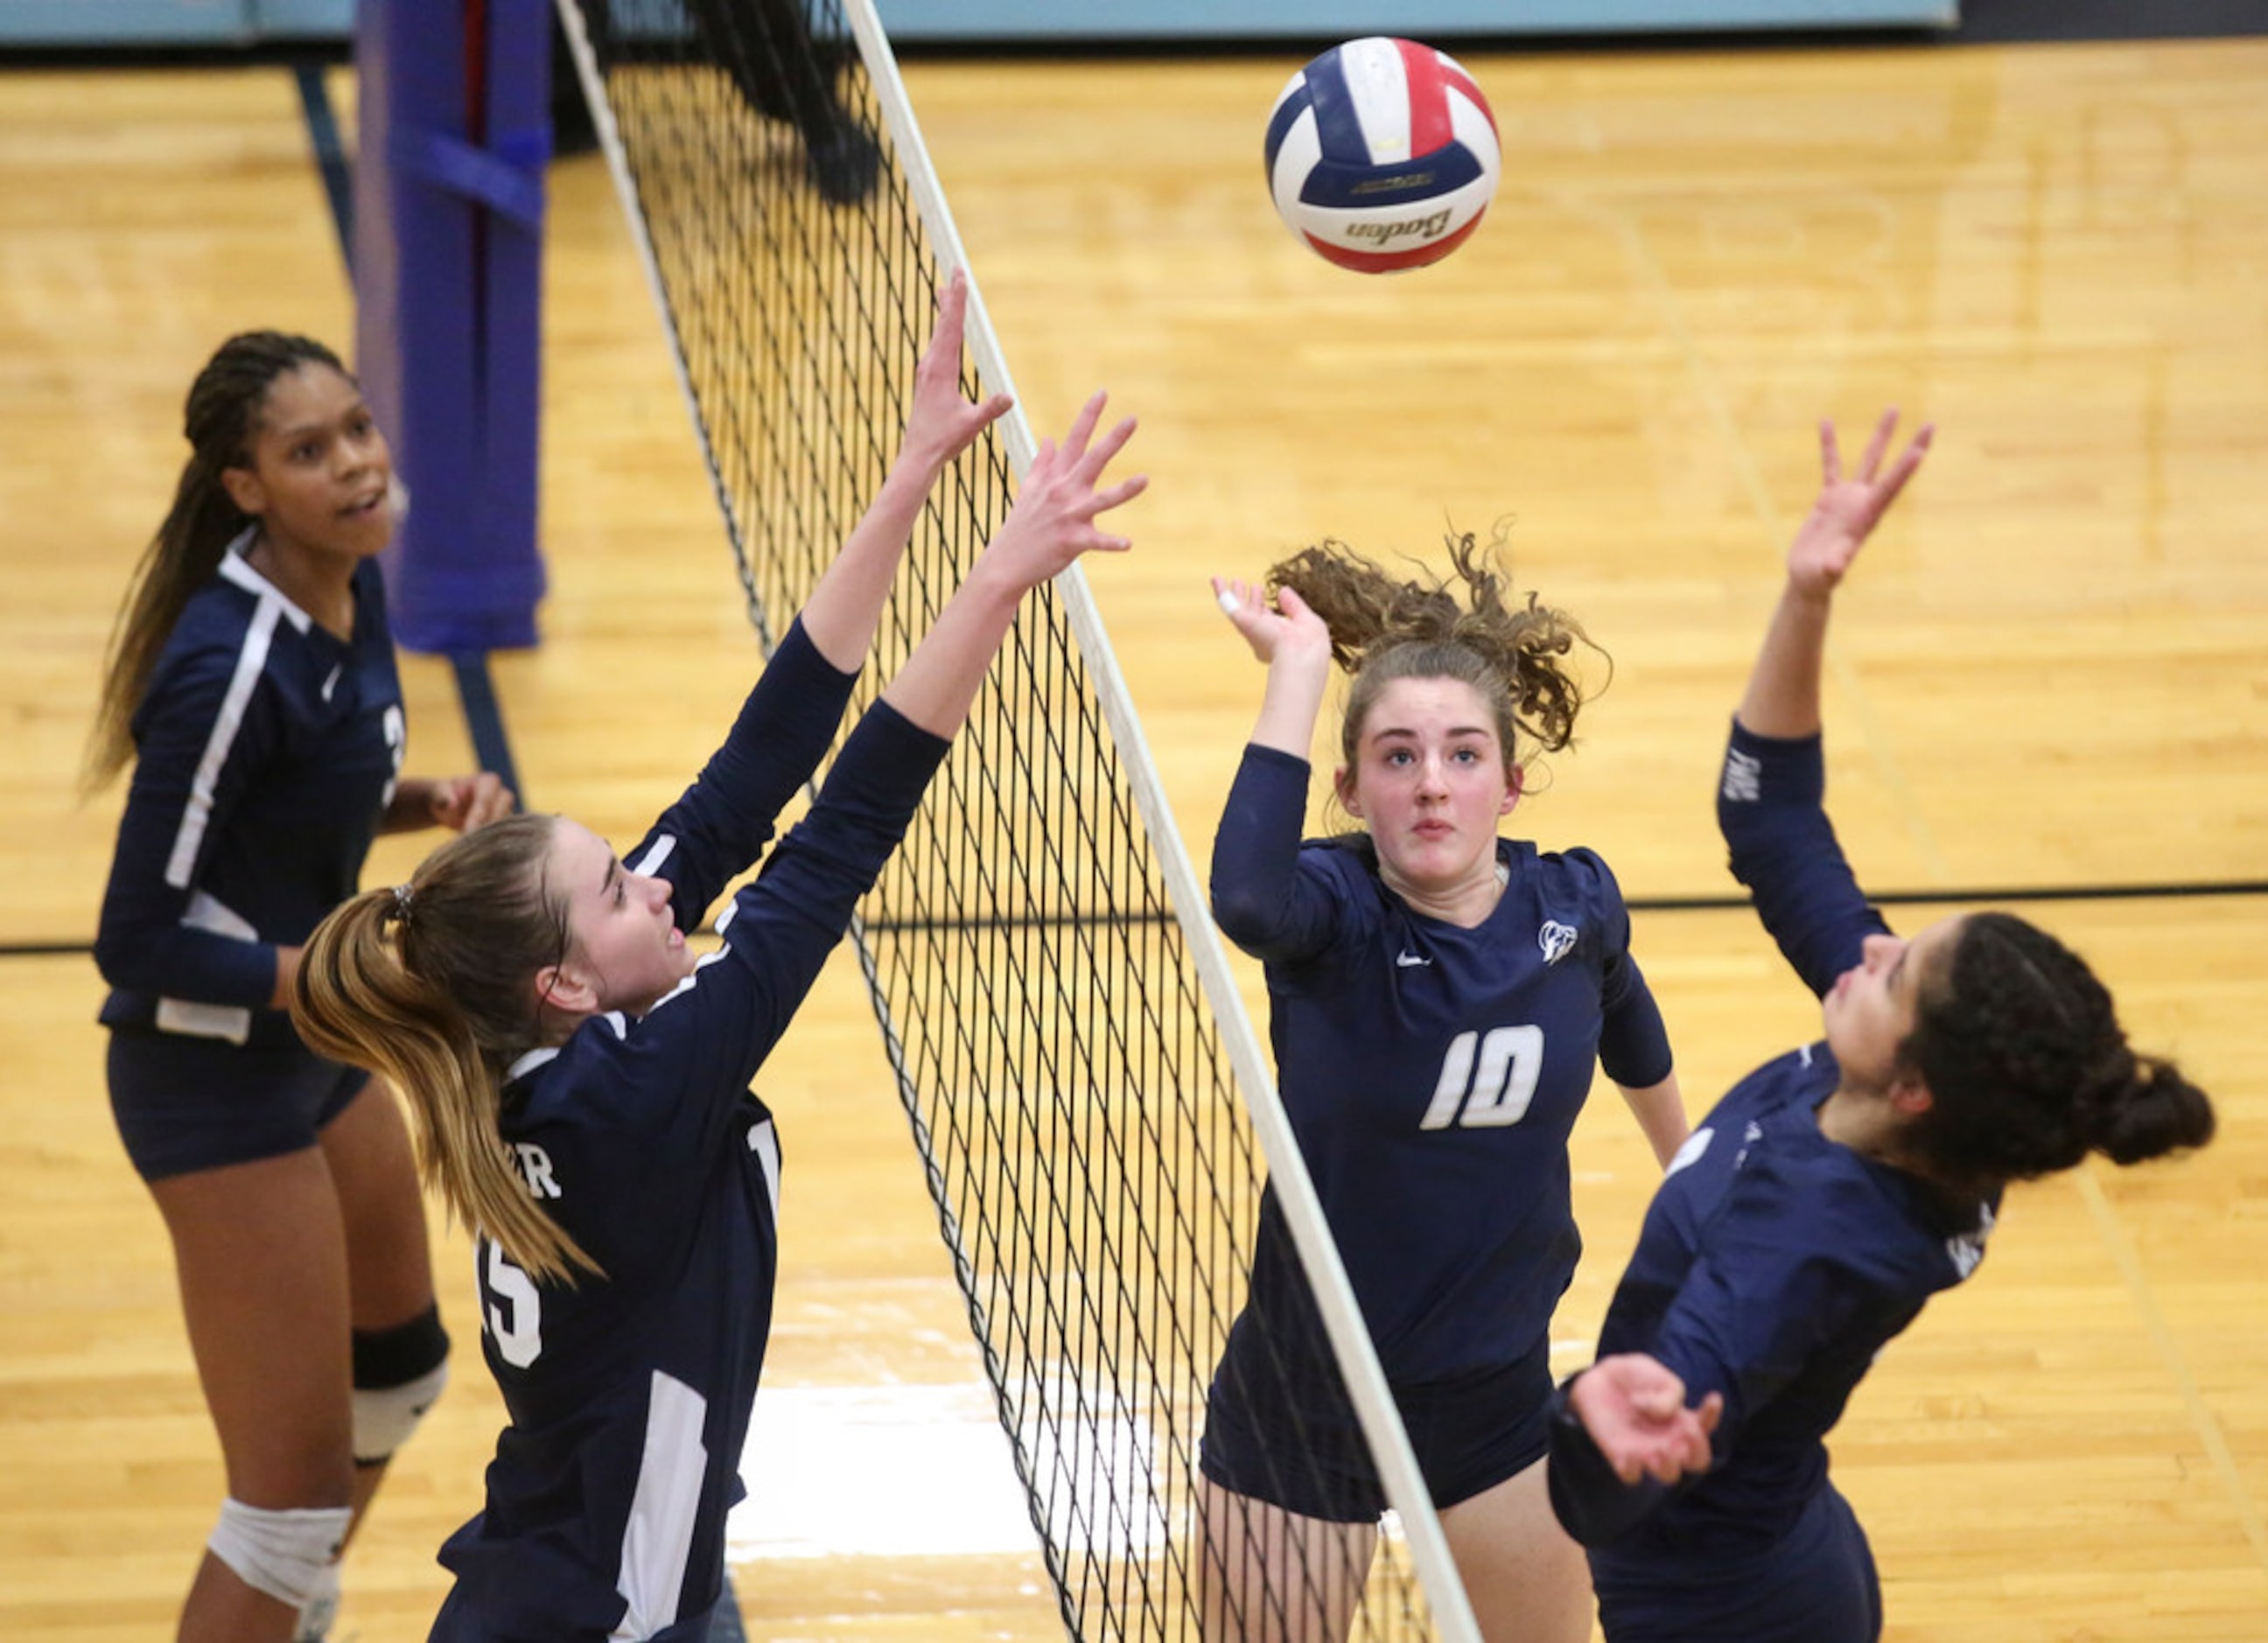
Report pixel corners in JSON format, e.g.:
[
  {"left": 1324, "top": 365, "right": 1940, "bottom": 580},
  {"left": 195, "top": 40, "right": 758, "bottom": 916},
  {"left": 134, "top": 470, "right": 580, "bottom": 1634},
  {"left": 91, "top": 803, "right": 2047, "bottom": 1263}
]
[
  {"left": 437, "top": 623, "right": 947, "bottom": 1642},
  {"left": 1552, "top": 722, "right": 1995, "bottom": 1576},
  {"left": 1212, "top": 745, "right": 1673, "bottom": 1387},
  {"left": 96, "top": 536, "right": 404, "bottom": 1049}
]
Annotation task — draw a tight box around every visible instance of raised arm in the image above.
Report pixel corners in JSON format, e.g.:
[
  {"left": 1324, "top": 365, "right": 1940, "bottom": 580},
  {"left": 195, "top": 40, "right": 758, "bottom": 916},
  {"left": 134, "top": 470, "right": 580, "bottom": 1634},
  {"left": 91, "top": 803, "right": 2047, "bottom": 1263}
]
[
  {"left": 1210, "top": 578, "right": 1335, "bottom": 759},
  {"left": 880, "top": 390, "right": 1144, "bottom": 737},
  {"left": 799, "top": 269, "right": 1014, "bottom": 672},
  {"left": 1721, "top": 413, "right": 1933, "bottom": 995},
  {"left": 1735, "top": 410, "right": 1932, "bottom": 738},
  {"left": 1205, "top": 580, "right": 1344, "bottom": 957},
  {"left": 622, "top": 275, "right": 1018, "bottom": 922}
]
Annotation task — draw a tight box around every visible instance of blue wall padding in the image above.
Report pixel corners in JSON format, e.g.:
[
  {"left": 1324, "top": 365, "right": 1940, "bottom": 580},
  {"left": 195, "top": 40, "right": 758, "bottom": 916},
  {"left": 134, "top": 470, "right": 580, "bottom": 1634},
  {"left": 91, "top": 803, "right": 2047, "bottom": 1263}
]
[{"left": 354, "top": 0, "right": 551, "bottom": 654}]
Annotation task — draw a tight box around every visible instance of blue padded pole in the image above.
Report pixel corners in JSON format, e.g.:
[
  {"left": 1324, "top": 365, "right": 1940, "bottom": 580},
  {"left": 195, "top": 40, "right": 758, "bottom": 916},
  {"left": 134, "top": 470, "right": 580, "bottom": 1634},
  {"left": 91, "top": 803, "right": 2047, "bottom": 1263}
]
[{"left": 354, "top": 0, "right": 550, "bottom": 654}]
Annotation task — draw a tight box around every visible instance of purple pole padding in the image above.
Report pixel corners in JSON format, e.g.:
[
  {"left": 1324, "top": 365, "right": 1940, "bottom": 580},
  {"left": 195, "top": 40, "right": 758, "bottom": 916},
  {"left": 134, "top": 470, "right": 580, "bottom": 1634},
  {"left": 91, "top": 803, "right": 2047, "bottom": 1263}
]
[{"left": 354, "top": 0, "right": 551, "bottom": 654}]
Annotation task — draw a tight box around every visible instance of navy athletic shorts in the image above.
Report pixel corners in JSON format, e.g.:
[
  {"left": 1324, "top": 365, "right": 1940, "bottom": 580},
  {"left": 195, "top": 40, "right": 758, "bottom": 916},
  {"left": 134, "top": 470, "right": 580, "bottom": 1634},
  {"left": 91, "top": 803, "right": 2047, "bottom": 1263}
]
[
  {"left": 1199, "top": 1323, "right": 1554, "bottom": 1523},
  {"left": 1590, "top": 1479, "right": 1882, "bottom": 1643},
  {"left": 107, "top": 1024, "right": 369, "bottom": 1181}
]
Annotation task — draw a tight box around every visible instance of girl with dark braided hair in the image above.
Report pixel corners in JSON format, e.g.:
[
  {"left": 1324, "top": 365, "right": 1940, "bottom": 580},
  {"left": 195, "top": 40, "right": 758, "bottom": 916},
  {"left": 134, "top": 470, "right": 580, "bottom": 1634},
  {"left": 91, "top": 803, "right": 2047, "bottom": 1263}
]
[
  {"left": 1198, "top": 532, "right": 1688, "bottom": 1640},
  {"left": 88, "top": 332, "right": 514, "bottom": 1641},
  {"left": 1545, "top": 413, "right": 2216, "bottom": 1642}
]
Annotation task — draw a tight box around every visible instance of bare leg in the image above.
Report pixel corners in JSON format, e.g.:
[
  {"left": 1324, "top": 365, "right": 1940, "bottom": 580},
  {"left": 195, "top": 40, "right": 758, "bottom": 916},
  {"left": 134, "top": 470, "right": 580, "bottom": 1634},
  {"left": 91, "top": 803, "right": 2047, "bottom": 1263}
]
[
  {"left": 152, "top": 1150, "right": 355, "bottom": 1643},
  {"left": 1437, "top": 1456, "right": 1592, "bottom": 1643},
  {"left": 1195, "top": 1474, "right": 1376, "bottom": 1643},
  {"left": 318, "top": 1079, "right": 439, "bottom": 1539}
]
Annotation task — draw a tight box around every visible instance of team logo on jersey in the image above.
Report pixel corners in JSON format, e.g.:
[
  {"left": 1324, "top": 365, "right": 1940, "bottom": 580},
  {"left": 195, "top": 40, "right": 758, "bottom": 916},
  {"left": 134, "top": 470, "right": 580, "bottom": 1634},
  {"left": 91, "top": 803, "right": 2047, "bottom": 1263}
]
[
  {"left": 1537, "top": 921, "right": 1578, "bottom": 965},
  {"left": 1722, "top": 745, "right": 1763, "bottom": 803},
  {"left": 1945, "top": 1201, "right": 1996, "bottom": 1279}
]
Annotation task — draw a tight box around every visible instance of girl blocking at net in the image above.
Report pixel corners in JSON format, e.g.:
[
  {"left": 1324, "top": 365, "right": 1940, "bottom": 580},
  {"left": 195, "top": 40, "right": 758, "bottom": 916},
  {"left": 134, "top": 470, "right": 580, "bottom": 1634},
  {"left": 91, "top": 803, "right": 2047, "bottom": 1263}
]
[
  {"left": 88, "top": 332, "right": 514, "bottom": 1643},
  {"left": 290, "top": 272, "right": 1145, "bottom": 1643},
  {"left": 1198, "top": 538, "right": 1691, "bottom": 1642},
  {"left": 1544, "top": 413, "right": 2216, "bottom": 1643}
]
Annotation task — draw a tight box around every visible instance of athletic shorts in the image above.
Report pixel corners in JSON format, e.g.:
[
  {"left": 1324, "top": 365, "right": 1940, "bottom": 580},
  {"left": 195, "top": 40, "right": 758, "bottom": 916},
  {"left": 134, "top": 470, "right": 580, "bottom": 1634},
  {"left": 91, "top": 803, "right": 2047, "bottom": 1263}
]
[
  {"left": 1199, "top": 1323, "right": 1554, "bottom": 1523},
  {"left": 107, "top": 1024, "right": 369, "bottom": 1182},
  {"left": 1591, "top": 1480, "right": 1882, "bottom": 1643}
]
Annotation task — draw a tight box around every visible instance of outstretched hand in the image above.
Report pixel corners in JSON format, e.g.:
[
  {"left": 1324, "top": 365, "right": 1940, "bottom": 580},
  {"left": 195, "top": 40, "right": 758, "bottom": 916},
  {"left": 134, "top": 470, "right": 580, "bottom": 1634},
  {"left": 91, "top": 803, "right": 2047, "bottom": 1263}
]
[
  {"left": 900, "top": 269, "right": 1015, "bottom": 479},
  {"left": 1788, "top": 410, "right": 1934, "bottom": 597},
  {"left": 984, "top": 391, "right": 1146, "bottom": 591},
  {"left": 1211, "top": 577, "right": 1331, "bottom": 670},
  {"left": 1569, "top": 1354, "right": 1724, "bottom": 1486}
]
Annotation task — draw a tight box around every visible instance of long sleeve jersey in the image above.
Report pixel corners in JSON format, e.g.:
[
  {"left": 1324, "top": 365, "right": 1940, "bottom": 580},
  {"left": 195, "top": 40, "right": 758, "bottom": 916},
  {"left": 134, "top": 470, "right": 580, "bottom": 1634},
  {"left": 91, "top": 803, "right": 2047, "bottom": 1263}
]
[
  {"left": 96, "top": 540, "right": 404, "bottom": 1048},
  {"left": 1212, "top": 744, "right": 1674, "bottom": 1387},
  {"left": 1549, "top": 721, "right": 1995, "bottom": 1559},
  {"left": 436, "top": 622, "right": 948, "bottom": 1642}
]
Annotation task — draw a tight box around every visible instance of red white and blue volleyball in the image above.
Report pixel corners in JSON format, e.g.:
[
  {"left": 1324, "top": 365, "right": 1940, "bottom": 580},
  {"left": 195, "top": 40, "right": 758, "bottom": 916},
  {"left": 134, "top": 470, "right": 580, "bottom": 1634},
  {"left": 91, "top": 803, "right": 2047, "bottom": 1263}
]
[{"left": 1264, "top": 38, "right": 1501, "bottom": 274}]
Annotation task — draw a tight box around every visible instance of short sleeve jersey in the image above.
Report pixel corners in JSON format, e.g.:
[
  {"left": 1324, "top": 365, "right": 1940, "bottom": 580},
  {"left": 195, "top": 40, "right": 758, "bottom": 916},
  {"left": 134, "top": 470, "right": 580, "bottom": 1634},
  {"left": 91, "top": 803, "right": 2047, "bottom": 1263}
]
[
  {"left": 95, "top": 537, "right": 404, "bottom": 1048},
  {"left": 435, "top": 626, "right": 948, "bottom": 1642},
  {"left": 1213, "top": 745, "right": 1673, "bottom": 1385}
]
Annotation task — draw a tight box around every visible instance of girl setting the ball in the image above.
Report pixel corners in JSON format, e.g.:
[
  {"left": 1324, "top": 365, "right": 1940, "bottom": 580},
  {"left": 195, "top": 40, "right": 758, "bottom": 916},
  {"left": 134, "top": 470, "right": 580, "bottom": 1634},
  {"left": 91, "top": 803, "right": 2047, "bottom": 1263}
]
[{"left": 1197, "top": 535, "right": 1687, "bottom": 1642}]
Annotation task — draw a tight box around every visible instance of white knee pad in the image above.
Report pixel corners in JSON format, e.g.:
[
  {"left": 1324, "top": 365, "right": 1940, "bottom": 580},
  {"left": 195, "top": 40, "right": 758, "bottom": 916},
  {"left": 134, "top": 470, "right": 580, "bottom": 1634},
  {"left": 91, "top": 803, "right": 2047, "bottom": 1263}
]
[
  {"left": 207, "top": 1498, "right": 352, "bottom": 1612},
  {"left": 353, "top": 1360, "right": 450, "bottom": 1465},
  {"left": 292, "top": 1559, "right": 341, "bottom": 1643}
]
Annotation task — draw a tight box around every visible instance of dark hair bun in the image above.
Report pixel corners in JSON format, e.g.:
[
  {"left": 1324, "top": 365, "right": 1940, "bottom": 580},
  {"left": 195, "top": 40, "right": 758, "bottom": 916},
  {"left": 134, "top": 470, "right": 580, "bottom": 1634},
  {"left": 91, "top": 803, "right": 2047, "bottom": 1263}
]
[{"left": 2090, "top": 1055, "right": 2216, "bottom": 1164}]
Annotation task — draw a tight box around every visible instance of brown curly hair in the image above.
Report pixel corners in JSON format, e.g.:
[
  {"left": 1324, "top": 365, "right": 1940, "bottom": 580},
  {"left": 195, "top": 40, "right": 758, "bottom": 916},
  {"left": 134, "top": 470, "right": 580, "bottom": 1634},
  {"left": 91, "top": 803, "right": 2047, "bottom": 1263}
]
[{"left": 1268, "top": 530, "right": 1603, "bottom": 773}]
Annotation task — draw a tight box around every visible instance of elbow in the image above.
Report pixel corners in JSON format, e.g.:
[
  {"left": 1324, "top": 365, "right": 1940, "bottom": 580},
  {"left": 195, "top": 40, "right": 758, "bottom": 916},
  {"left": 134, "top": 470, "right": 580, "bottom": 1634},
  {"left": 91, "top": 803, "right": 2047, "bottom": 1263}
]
[
  {"left": 1208, "top": 883, "right": 1279, "bottom": 948},
  {"left": 92, "top": 924, "right": 141, "bottom": 990}
]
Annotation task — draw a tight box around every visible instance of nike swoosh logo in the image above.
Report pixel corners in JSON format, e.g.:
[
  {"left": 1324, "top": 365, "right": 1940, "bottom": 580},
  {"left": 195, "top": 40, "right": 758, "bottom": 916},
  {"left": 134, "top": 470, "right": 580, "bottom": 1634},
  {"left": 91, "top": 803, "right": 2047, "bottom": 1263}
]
[{"left": 1396, "top": 951, "right": 1432, "bottom": 968}]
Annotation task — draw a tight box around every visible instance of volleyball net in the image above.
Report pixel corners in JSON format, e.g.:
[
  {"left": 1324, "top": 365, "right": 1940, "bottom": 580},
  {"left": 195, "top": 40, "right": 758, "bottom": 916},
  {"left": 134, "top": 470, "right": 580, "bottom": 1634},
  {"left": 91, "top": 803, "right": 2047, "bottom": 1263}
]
[{"left": 553, "top": 4, "right": 1466, "bottom": 1635}]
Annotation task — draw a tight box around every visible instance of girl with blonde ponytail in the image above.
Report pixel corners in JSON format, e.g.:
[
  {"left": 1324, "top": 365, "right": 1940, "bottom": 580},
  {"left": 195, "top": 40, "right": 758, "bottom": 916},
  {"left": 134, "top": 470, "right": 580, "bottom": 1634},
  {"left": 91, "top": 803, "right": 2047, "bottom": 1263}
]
[
  {"left": 296, "top": 816, "right": 596, "bottom": 1284},
  {"left": 292, "top": 273, "right": 1147, "bottom": 1643}
]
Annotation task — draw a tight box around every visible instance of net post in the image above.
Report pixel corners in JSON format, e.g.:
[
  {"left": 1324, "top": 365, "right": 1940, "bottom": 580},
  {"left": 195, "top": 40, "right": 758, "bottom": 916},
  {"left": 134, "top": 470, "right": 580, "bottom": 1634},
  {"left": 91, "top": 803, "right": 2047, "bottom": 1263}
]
[{"left": 354, "top": 0, "right": 550, "bottom": 654}]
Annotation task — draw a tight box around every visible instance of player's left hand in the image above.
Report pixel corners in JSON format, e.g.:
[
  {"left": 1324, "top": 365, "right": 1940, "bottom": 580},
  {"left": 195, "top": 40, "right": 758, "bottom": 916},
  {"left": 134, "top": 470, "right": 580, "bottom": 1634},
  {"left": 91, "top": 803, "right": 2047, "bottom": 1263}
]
[
  {"left": 1570, "top": 1354, "right": 1723, "bottom": 1486},
  {"left": 1788, "top": 409, "right": 1933, "bottom": 597},
  {"left": 424, "top": 772, "right": 516, "bottom": 834}
]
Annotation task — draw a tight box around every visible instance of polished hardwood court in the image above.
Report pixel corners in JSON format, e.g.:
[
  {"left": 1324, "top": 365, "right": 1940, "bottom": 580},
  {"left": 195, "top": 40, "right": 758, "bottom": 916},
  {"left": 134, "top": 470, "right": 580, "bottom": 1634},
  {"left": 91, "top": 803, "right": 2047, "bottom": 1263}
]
[{"left": 0, "top": 32, "right": 2262, "bottom": 1641}]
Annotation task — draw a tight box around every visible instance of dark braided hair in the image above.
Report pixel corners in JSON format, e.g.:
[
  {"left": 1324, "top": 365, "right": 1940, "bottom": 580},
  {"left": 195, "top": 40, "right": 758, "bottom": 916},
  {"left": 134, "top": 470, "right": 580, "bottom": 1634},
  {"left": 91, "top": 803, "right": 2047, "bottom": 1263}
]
[
  {"left": 1269, "top": 530, "right": 1603, "bottom": 773},
  {"left": 84, "top": 331, "right": 348, "bottom": 792},
  {"left": 1898, "top": 912, "right": 2215, "bottom": 1189}
]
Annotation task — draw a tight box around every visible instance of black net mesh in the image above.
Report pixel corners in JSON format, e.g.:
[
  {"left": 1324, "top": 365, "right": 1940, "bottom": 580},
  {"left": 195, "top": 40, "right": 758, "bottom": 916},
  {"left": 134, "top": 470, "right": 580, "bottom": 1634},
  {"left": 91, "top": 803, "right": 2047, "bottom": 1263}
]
[{"left": 554, "top": 3, "right": 1442, "bottom": 1635}]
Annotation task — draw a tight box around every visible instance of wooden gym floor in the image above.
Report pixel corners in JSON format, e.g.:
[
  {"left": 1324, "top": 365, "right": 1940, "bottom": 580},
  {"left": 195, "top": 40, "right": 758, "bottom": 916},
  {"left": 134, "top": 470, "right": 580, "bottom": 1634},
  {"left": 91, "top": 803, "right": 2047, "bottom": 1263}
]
[{"left": 1, "top": 31, "right": 2264, "bottom": 1643}]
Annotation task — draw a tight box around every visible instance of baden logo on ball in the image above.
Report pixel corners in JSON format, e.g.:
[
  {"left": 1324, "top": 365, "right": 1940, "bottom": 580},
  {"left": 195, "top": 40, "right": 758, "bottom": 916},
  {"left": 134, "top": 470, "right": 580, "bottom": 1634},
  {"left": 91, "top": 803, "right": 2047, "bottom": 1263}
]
[{"left": 1264, "top": 37, "right": 1502, "bottom": 274}]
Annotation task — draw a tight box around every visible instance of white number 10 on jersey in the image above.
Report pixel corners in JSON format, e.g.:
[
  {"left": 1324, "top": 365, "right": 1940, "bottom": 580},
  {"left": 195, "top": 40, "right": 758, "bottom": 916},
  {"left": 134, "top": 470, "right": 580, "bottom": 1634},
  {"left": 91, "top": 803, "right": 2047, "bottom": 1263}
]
[{"left": 1419, "top": 1024, "right": 1544, "bottom": 1130}]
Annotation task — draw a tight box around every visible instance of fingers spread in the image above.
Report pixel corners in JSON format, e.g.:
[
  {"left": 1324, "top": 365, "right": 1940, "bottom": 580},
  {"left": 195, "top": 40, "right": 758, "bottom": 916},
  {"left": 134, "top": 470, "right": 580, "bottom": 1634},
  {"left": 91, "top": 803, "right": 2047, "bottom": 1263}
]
[
  {"left": 1060, "top": 390, "right": 1108, "bottom": 460},
  {"left": 1857, "top": 407, "right": 1899, "bottom": 480}
]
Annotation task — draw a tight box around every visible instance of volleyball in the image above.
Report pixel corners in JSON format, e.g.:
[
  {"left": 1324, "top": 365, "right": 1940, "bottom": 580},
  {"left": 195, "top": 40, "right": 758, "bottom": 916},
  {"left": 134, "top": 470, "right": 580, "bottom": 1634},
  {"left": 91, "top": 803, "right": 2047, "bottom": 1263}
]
[{"left": 1264, "top": 37, "right": 1501, "bottom": 273}]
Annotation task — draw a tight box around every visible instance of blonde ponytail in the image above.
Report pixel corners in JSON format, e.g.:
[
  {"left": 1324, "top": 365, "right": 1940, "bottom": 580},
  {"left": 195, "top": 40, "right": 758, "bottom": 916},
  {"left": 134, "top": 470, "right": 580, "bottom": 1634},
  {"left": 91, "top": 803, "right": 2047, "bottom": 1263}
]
[{"left": 294, "top": 819, "right": 603, "bottom": 1284}]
